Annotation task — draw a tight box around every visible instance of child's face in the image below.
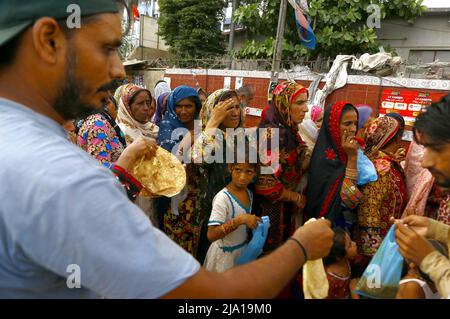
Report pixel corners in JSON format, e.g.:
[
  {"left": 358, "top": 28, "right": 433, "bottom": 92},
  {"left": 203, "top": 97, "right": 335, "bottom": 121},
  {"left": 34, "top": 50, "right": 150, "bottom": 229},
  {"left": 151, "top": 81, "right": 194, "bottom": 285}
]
[
  {"left": 230, "top": 163, "right": 256, "bottom": 189},
  {"left": 345, "top": 233, "right": 358, "bottom": 259}
]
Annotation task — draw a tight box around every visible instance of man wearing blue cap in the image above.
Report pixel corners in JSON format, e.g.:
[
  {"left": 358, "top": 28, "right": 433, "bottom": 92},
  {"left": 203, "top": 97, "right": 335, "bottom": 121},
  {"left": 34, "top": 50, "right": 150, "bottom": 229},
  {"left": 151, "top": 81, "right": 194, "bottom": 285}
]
[{"left": 0, "top": 0, "right": 333, "bottom": 298}]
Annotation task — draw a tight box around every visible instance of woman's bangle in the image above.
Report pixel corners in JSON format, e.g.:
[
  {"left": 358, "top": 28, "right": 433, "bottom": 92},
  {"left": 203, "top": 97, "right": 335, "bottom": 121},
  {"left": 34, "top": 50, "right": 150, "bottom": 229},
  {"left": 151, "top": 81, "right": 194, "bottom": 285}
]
[
  {"left": 288, "top": 237, "right": 308, "bottom": 261},
  {"left": 345, "top": 167, "right": 358, "bottom": 180},
  {"left": 287, "top": 191, "right": 301, "bottom": 203}
]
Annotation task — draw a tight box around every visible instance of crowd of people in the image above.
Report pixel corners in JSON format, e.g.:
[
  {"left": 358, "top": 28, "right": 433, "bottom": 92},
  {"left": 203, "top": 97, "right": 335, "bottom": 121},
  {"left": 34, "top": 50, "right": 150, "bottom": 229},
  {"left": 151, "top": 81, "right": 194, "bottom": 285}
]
[
  {"left": 0, "top": 1, "right": 449, "bottom": 299},
  {"left": 63, "top": 75, "right": 450, "bottom": 299}
]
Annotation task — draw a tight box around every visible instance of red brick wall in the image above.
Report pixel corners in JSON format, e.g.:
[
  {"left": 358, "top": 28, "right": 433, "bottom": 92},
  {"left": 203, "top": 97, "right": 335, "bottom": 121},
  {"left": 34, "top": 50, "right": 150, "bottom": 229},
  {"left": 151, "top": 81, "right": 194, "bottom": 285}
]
[{"left": 166, "top": 73, "right": 449, "bottom": 128}]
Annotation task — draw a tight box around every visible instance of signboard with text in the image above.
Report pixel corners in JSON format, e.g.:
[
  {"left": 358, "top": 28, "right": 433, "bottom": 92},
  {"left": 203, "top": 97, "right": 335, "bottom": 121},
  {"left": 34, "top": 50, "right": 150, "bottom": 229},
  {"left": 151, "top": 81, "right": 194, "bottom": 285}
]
[{"left": 379, "top": 89, "right": 447, "bottom": 125}]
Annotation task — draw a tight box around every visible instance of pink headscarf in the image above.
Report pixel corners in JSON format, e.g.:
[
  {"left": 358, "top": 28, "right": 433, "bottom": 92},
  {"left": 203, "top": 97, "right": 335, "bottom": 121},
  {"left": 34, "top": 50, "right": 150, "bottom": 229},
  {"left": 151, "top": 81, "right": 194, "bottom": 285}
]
[
  {"left": 403, "top": 140, "right": 435, "bottom": 217},
  {"left": 311, "top": 105, "right": 323, "bottom": 124}
]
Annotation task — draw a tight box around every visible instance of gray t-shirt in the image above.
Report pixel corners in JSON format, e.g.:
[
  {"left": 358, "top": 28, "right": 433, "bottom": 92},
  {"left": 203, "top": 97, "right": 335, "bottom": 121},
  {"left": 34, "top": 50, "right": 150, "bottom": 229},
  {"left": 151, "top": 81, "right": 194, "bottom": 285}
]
[{"left": 0, "top": 98, "right": 200, "bottom": 298}]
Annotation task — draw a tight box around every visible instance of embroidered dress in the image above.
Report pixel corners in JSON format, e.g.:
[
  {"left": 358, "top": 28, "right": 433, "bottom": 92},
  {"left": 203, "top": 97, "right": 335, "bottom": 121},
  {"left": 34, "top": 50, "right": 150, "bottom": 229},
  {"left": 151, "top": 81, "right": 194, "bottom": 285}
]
[
  {"left": 204, "top": 188, "right": 253, "bottom": 272},
  {"left": 255, "top": 81, "right": 308, "bottom": 252},
  {"left": 157, "top": 86, "right": 203, "bottom": 253},
  {"left": 357, "top": 117, "right": 407, "bottom": 256},
  {"left": 255, "top": 127, "right": 306, "bottom": 251},
  {"left": 325, "top": 262, "right": 351, "bottom": 299},
  {"left": 190, "top": 89, "right": 246, "bottom": 264},
  {"left": 306, "top": 102, "right": 362, "bottom": 229},
  {"left": 114, "top": 84, "right": 160, "bottom": 224},
  {"left": 162, "top": 164, "right": 202, "bottom": 255}
]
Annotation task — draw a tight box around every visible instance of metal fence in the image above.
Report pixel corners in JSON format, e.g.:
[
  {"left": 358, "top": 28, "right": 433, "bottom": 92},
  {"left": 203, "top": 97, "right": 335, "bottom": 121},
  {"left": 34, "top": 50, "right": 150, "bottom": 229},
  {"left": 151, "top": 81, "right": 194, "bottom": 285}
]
[
  {"left": 143, "top": 57, "right": 450, "bottom": 80},
  {"left": 148, "top": 57, "right": 333, "bottom": 73}
]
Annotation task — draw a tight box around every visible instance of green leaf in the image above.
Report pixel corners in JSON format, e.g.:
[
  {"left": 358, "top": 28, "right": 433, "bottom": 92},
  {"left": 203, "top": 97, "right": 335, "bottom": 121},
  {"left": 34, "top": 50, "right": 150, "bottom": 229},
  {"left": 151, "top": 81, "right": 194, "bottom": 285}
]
[{"left": 236, "top": 0, "right": 423, "bottom": 60}]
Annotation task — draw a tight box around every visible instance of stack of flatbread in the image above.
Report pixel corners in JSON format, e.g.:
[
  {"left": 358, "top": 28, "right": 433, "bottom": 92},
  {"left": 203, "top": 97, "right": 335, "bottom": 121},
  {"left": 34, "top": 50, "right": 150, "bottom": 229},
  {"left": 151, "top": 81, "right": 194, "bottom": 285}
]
[{"left": 132, "top": 147, "right": 186, "bottom": 198}]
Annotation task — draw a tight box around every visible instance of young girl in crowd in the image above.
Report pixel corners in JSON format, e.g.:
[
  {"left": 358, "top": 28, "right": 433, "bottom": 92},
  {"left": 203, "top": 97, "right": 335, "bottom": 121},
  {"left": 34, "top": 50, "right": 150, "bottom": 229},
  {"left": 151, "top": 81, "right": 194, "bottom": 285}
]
[
  {"left": 204, "top": 160, "right": 262, "bottom": 272},
  {"left": 323, "top": 228, "right": 358, "bottom": 299}
]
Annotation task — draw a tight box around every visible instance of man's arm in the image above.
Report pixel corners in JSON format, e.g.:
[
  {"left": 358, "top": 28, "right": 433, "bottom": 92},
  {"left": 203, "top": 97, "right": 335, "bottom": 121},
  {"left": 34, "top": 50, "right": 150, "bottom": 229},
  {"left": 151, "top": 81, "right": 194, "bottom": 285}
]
[
  {"left": 420, "top": 252, "right": 450, "bottom": 298},
  {"left": 427, "top": 219, "right": 450, "bottom": 245},
  {"left": 162, "top": 219, "right": 334, "bottom": 299},
  {"left": 395, "top": 220, "right": 450, "bottom": 299}
]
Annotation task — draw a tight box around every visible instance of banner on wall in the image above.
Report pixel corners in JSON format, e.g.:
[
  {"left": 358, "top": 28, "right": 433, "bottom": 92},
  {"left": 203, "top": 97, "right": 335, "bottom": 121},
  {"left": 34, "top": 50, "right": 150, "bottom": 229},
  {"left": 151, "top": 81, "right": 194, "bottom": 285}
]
[
  {"left": 379, "top": 89, "right": 447, "bottom": 126},
  {"left": 244, "top": 107, "right": 263, "bottom": 117}
]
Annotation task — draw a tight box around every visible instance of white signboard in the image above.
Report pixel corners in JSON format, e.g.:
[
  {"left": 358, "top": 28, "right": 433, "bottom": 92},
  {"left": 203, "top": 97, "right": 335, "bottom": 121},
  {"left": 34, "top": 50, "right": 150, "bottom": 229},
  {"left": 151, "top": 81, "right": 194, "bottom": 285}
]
[
  {"left": 394, "top": 102, "right": 408, "bottom": 111},
  {"left": 224, "top": 77, "right": 231, "bottom": 89},
  {"left": 244, "top": 107, "right": 263, "bottom": 117}
]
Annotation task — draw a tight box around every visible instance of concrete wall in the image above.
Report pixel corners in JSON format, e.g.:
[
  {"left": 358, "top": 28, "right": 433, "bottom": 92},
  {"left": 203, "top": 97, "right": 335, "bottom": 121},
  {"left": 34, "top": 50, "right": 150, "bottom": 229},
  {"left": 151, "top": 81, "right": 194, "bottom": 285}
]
[
  {"left": 129, "top": 47, "right": 169, "bottom": 61},
  {"left": 126, "top": 69, "right": 166, "bottom": 95},
  {"left": 141, "top": 15, "right": 169, "bottom": 51},
  {"left": 377, "top": 12, "right": 450, "bottom": 62}
]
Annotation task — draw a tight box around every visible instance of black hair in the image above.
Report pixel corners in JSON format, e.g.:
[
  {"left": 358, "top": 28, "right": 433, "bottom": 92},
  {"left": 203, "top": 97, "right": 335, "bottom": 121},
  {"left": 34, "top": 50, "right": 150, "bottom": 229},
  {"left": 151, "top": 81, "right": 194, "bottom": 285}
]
[
  {"left": 341, "top": 103, "right": 357, "bottom": 117},
  {"left": 414, "top": 94, "right": 450, "bottom": 145},
  {"left": 109, "top": 79, "right": 123, "bottom": 94},
  {"left": 323, "top": 228, "right": 347, "bottom": 266},
  {"left": 161, "top": 94, "right": 169, "bottom": 117},
  {"left": 175, "top": 96, "right": 201, "bottom": 116},
  {"left": 229, "top": 161, "right": 258, "bottom": 172},
  {"left": 175, "top": 96, "right": 202, "bottom": 110},
  {"left": 228, "top": 134, "right": 259, "bottom": 172},
  {"left": 384, "top": 124, "right": 404, "bottom": 150},
  {"left": 386, "top": 112, "right": 406, "bottom": 131},
  {"left": 197, "top": 87, "right": 208, "bottom": 96},
  {"left": 154, "top": 80, "right": 167, "bottom": 87},
  {"left": 177, "top": 96, "right": 197, "bottom": 104}
]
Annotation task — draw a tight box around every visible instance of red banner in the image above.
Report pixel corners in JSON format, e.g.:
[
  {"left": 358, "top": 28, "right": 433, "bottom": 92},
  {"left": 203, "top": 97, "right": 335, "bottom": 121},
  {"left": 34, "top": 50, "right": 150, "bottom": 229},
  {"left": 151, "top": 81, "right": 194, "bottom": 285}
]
[{"left": 379, "top": 89, "right": 447, "bottom": 126}]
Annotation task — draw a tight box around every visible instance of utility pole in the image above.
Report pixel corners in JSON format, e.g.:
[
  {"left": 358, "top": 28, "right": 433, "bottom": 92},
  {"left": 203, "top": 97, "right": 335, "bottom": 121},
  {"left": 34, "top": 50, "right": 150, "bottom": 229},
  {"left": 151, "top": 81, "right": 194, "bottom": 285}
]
[
  {"left": 228, "top": 0, "right": 238, "bottom": 69},
  {"left": 270, "top": 0, "right": 288, "bottom": 83}
]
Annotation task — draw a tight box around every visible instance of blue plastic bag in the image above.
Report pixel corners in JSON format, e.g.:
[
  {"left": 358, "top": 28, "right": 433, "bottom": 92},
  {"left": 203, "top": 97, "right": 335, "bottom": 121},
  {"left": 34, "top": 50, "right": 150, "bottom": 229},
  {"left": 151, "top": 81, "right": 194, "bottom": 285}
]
[
  {"left": 235, "top": 216, "right": 270, "bottom": 266},
  {"left": 357, "top": 148, "right": 378, "bottom": 186},
  {"left": 355, "top": 225, "right": 404, "bottom": 299}
]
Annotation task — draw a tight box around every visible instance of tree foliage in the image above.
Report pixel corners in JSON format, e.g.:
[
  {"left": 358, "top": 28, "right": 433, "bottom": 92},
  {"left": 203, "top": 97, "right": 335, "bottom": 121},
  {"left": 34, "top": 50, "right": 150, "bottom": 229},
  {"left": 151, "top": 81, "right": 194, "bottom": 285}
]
[
  {"left": 235, "top": 0, "right": 426, "bottom": 60},
  {"left": 158, "top": 0, "right": 227, "bottom": 58}
]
